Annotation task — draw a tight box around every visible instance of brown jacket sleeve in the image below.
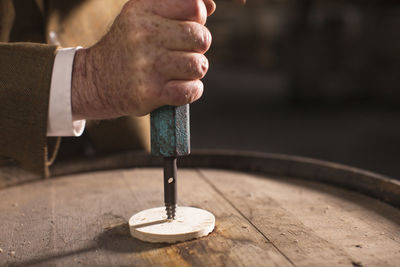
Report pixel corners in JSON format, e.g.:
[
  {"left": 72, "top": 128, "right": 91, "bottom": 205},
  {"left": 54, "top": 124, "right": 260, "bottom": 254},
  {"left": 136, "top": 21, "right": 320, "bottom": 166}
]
[
  {"left": 0, "top": 42, "right": 57, "bottom": 177},
  {"left": 0, "top": 0, "right": 128, "bottom": 177}
]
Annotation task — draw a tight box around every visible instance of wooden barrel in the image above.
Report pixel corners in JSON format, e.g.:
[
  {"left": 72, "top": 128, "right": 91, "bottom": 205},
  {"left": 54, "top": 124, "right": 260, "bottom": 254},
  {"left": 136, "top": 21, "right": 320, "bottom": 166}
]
[{"left": 0, "top": 150, "right": 399, "bottom": 266}]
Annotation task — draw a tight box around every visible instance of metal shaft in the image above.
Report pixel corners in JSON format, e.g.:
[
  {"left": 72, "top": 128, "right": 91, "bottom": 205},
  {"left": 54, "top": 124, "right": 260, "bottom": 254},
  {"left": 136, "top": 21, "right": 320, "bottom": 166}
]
[{"left": 163, "top": 157, "right": 177, "bottom": 219}]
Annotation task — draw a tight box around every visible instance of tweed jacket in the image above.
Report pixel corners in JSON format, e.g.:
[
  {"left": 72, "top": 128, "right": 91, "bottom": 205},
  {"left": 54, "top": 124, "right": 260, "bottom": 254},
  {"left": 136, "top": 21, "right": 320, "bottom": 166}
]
[{"left": 0, "top": 0, "right": 127, "bottom": 176}]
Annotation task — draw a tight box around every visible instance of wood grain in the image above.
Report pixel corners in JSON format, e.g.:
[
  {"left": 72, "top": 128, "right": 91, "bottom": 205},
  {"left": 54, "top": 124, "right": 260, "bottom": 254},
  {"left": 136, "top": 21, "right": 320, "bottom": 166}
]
[
  {"left": 0, "top": 168, "right": 292, "bottom": 266},
  {"left": 3, "top": 150, "right": 399, "bottom": 209},
  {"left": 1, "top": 167, "right": 399, "bottom": 266},
  {"left": 199, "top": 169, "right": 400, "bottom": 267}
]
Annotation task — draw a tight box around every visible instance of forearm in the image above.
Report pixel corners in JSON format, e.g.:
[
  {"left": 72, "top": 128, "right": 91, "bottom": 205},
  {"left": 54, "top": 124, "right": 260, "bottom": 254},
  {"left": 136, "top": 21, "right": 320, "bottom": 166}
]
[{"left": 71, "top": 48, "right": 91, "bottom": 121}]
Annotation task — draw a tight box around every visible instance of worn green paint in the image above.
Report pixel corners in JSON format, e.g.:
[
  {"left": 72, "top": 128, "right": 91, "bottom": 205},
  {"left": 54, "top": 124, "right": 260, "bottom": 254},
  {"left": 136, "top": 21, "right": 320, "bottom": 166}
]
[{"left": 150, "top": 105, "right": 190, "bottom": 157}]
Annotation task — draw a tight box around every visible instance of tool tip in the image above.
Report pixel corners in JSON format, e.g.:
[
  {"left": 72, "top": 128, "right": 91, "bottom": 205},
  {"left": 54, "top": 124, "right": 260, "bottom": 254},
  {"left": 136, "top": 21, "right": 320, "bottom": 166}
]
[{"left": 165, "top": 204, "right": 177, "bottom": 220}]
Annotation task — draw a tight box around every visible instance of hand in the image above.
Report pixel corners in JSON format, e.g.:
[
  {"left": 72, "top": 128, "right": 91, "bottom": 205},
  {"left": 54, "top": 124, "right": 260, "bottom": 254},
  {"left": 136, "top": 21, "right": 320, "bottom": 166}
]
[{"left": 71, "top": 0, "right": 216, "bottom": 120}]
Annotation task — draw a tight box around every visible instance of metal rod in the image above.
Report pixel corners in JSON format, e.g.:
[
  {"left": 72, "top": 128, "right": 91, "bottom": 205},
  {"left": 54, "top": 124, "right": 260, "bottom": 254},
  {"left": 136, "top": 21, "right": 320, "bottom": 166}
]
[{"left": 163, "top": 157, "right": 177, "bottom": 219}]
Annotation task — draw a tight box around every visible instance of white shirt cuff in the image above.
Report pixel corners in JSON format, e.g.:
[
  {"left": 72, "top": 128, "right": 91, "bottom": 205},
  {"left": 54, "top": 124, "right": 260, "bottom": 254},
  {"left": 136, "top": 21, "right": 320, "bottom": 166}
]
[{"left": 47, "top": 47, "right": 86, "bottom": 137}]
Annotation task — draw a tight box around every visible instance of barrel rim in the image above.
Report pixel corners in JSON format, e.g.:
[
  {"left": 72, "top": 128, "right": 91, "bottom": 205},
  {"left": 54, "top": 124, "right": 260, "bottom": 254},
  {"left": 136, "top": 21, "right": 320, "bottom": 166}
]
[
  {"left": 1, "top": 149, "right": 399, "bottom": 209},
  {"left": 49, "top": 149, "right": 400, "bottom": 209}
]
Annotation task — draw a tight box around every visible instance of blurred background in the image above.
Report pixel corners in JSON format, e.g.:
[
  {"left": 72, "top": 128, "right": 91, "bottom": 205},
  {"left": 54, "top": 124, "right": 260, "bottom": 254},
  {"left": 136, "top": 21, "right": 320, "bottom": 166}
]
[{"left": 190, "top": 0, "right": 400, "bottom": 179}]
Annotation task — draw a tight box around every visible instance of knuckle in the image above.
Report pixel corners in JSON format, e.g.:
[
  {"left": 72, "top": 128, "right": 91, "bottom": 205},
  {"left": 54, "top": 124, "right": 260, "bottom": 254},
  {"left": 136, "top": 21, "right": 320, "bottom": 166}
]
[
  {"left": 182, "top": 23, "right": 211, "bottom": 52},
  {"left": 203, "top": 27, "right": 212, "bottom": 50},
  {"left": 181, "top": 22, "right": 196, "bottom": 38},
  {"left": 170, "top": 86, "right": 190, "bottom": 106},
  {"left": 187, "top": 56, "right": 198, "bottom": 77},
  {"left": 181, "top": 87, "right": 193, "bottom": 104},
  {"left": 195, "top": 25, "right": 212, "bottom": 52},
  {"left": 189, "top": 81, "right": 203, "bottom": 103},
  {"left": 189, "top": 54, "right": 208, "bottom": 78},
  {"left": 166, "top": 81, "right": 203, "bottom": 106},
  {"left": 181, "top": 83, "right": 201, "bottom": 104}
]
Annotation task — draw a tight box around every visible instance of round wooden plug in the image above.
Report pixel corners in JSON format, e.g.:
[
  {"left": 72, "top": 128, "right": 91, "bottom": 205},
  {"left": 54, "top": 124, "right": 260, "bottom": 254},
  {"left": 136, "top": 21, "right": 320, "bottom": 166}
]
[{"left": 129, "top": 206, "right": 215, "bottom": 243}]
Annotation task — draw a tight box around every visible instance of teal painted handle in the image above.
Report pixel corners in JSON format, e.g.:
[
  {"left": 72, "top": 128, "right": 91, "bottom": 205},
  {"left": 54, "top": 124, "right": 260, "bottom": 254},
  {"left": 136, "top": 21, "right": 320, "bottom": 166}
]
[{"left": 150, "top": 105, "right": 190, "bottom": 157}]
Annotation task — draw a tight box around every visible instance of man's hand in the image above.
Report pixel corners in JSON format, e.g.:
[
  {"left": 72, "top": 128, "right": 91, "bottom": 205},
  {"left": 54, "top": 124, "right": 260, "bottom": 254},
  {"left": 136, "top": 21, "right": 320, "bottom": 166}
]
[{"left": 71, "top": 0, "right": 216, "bottom": 120}]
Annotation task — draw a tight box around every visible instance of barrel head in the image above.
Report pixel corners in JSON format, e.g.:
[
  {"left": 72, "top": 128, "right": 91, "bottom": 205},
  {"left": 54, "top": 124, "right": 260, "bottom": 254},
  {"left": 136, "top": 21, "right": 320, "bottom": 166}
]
[{"left": 150, "top": 105, "right": 190, "bottom": 157}]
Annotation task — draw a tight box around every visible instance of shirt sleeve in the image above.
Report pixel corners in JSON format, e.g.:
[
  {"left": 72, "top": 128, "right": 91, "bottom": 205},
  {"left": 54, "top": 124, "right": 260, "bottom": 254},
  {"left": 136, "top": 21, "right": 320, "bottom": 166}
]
[{"left": 47, "top": 47, "right": 86, "bottom": 137}]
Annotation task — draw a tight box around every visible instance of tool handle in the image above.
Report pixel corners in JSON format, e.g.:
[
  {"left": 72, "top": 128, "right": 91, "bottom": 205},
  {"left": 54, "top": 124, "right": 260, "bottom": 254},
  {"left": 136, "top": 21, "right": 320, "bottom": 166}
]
[{"left": 150, "top": 105, "right": 190, "bottom": 157}]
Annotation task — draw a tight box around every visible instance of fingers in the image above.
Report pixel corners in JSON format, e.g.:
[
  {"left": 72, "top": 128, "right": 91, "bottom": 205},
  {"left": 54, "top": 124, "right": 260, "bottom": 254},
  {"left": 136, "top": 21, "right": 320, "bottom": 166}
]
[
  {"left": 203, "top": 0, "right": 216, "bottom": 16},
  {"left": 162, "top": 80, "right": 204, "bottom": 106},
  {"left": 161, "top": 21, "right": 212, "bottom": 53},
  {"left": 156, "top": 52, "right": 209, "bottom": 80},
  {"left": 149, "top": 0, "right": 208, "bottom": 25}
]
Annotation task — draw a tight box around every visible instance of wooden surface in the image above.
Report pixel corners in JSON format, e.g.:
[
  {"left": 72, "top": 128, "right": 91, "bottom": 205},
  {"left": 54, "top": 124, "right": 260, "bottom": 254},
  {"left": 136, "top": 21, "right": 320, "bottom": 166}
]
[
  {"left": 0, "top": 167, "right": 399, "bottom": 266},
  {"left": 2, "top": 150, "right": 400, "bottom": 209}
]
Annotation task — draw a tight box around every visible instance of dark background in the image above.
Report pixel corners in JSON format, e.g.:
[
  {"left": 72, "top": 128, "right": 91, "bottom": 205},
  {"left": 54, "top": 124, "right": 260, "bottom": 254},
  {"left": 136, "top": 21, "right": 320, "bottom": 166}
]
[{"left": 190, "top": 0, "right": 400, "bottom": 179}]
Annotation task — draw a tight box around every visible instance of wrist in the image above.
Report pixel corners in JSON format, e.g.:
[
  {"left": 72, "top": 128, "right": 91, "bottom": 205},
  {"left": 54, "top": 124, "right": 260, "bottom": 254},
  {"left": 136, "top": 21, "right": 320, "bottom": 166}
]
[
  {"left": 71, "top": 47, "right": 109, "bottom": 120},
  {"left": 71, "top": 46, "right": 124, "bottom": 120},
  {"left": 71, "top": 48, "right": 90, "bottom": 120}
]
